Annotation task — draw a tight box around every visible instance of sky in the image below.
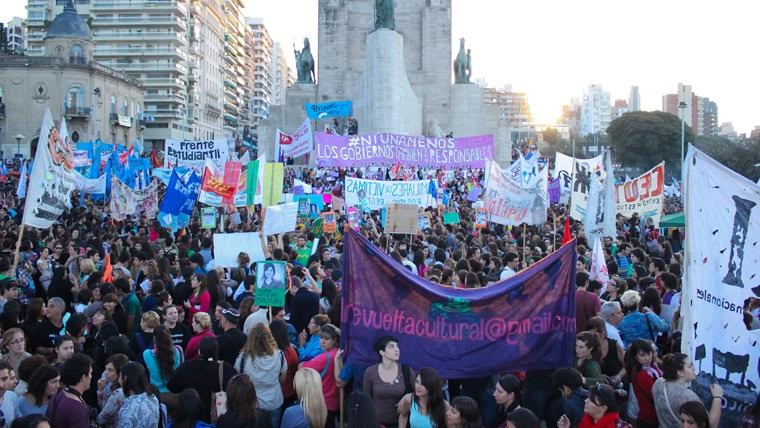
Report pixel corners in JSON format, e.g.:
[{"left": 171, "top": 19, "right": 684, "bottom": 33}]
[{"left": 4, "top": 0, "right": 758, "bottom": 134}]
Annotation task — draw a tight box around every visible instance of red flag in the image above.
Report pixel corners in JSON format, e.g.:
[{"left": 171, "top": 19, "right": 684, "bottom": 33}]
[
  {"left": 118, "top": 146, "right": 134, "bottom": 165},
  {"left": 201, "top": 163, "right": 236, "bottom": 199},
  {"left": 151, "top": 148, "right": 162, "bottom": 168},
  {"left": 221, "top": 161, "right": 242, "bottom": 205},
  {"left": 562, "top": 216, "right": 572, "bottom": 245},
  {"left": 102, "top": 252, "right": 113, "bottom": 283}
]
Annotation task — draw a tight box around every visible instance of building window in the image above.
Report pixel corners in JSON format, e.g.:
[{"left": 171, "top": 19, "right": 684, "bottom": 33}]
[
  {"left": 70, "top": 44, "right": 85, "bottom": 64},
  {"left": 65, "top": 85, "right": 86, "bottom": 111}
]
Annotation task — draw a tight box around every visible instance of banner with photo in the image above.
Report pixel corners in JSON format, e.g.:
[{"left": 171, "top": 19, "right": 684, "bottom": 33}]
[
  {"left": 555, "top": 152, "right": 604, "bottom": 219},
  {"left": 304, "top": 100, "right": 352, "bottom": 119},
  {"left": 682, "top": 146, "right": 760, "bottom": 427},
  {"left": 110, "top": 178, "right": 159, "bottom": 221},
  {"left": 484, "top": 160, "right": 546, "bottom": 226},
  {"left": 23, "top": 111, "right": 78, "bottom": 229},
  {"left": 341, "top": 229, "right": 577, "bottom": 379},
  {"left": 615, "top": 162, "right": 665, "bottom": 226},
  {"left": 164, "top": 139, "right": 229, "bottom": 173},
  {"left": 315, "top": 132, "right": 494, "bottom": 168},
  {"left": 344, "top": 177, "right": 434, "bottom": 211}
]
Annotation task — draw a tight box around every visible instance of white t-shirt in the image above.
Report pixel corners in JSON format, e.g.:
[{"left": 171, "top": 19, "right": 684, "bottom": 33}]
[{"left": 499, "top": 267, "right": 516, "bottom": 281}]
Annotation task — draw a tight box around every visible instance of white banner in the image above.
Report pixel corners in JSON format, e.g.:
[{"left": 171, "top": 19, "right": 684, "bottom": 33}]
[
  {"left": 213, "top": 232, "right": 266, "bottom": 266},
  {"left": 164, "top": 139, "right": 229, "bottom": 173},
  {"left": 286, "top": 117, "right": 313, "bottom": 159},
  {"left": 23, "top": 111, "right": 78, "bottom": 229},
  {"left": 483, "top": 160, "right": 537, "bottom": 226},
  {"left": 263, "top": 202, "right": 298, "bottom": 236},
  {"left": 615, "top": 163, "right": 665, "bottom": 226},
  {"left": 555, "top": 153, "right": 604, "bottom": 220},
  {"left": 344, "top": 177, "right": 433, "bottom": 211},
  {"left": 682, "top": 146, "right": 760, "bottom": 427},
  {"left": 583, "top": 152, "right": 616, "bottom": 243},
  {"left": 110, "top": 178, "right": 159, "bottom": 221},
  {"left": 72, "top": 170, "right": 106, "bottom": 194},
  {"left": 72, "top": 150, "right": 91, "bottom": 167}
]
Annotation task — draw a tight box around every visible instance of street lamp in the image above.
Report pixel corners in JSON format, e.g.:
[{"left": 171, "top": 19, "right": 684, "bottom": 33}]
[
  {"left": 14, "top": 134, "right": 24, "bottom": 158},
  {"left": 678, "top": 102, "right": 687, "bottom": 203}
]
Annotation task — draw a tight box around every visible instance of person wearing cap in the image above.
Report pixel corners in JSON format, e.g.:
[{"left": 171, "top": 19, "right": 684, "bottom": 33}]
[{"left": 216, "top": 308, "right": 246, "bottom": 366}]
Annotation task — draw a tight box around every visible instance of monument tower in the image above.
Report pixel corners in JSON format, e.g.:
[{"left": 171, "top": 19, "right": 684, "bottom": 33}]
[{"left": 260, "top": 0, "right": 512, "bottom": 165}]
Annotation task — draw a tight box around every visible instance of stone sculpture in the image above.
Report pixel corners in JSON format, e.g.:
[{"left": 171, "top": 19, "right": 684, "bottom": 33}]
[
  {"left": 375, "top": 0, "right": 395, "bottom": 30},
  {"left": 294, "top": 37, "right": 315, "bottom": 83}
]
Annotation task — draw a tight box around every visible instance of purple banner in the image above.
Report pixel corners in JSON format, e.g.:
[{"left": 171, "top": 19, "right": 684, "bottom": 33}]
[
  {"left": 316, "top": 132, "right": 494, "bottom": 168},
  {"left": 549, "top": 177, "right": 561, "bottom": 205},
  {"left": 341, "top": 230, "right": 577, "bottom": 378}
]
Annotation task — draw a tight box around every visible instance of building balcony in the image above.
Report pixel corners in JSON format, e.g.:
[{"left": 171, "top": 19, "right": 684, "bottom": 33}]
[
  {"left": 92, "top": 0, "right": 187, "bottom": 15},
  {"left": 95, "top": 47, "right": 185, "bottom": 59},
  {"left": 102, "top": 61, "right": 188, "bottom": 74},
  {"left": 139, "top": 77, "right": 186, "bottom": 88},
  {"left": 110, "top": 113, "right": 133, "bottom": 127},
  {"left": 92, "top": 16, "right": 187, "bottom": 30},
  {"left": 64, "top": 106, "right": 92, "bottom": 119},
  {"left": 205, "top": 103, "right": 222, "bottom": 115},
  {"left": 94, "top": 31, "right": 187, "bottom": 44},
  {"left": 147, "top": 108, "right": 183, "bottom": 119},
  {"left": 144, "top": 93, "right": 186, "bottom": 104}
]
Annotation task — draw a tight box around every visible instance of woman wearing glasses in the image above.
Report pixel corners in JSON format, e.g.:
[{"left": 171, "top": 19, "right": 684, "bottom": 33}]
[{"left": 1, "top": 328, "right": 31, "bottom": 373}]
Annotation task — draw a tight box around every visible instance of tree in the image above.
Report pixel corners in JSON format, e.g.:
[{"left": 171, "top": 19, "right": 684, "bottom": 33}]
[
  {"left": 540, "top": 127, "right": 572, "bottom": 160},
  {"left": 607, "top": 111, "right": 696, "bottom": 176},
  {"left": 694, "top": 135, "right": 760, "bottom": 181}
]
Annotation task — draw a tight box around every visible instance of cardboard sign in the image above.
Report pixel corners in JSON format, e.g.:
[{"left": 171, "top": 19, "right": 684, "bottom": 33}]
[
  {"left": 254, "top": 261, "right": 287, "bottom": 307},
  {"left": 263, "top": 202, "right": 298, "bottom": 236},
  {"left": 417, "top": 213, "right": 432, "bottom": 231},
  {"left": 384, "top": 203, "right": 419, "bottom": 235},
  {"left": 213, "top": 232, "right": 266, "bottom": 266},
  {"left": 201, "top": 207, "right": 216, "bottom": 229},
  {"left": 474, "top": 208, "right": 488, "bottom": 228},
  {"left": 443, "top": 212, "right": 461, "bottom": 225},
  {"left": 347, "top": 207, "right": 360, "bottom": 230},
  {"left": 321, "top": 211, "right": 337, "bottom": 234}
]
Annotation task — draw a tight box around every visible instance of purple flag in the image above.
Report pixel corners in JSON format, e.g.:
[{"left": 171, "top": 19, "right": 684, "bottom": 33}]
[
  {"left": 466, "top": 186, "right": 481, "bottom": 202},
  {"left": 548, "top": 177, "right": 561, "bottom": 205},
  {"left": 315, "top": 132, "right": 494, "bottom": 168},
  {"left": 341, "top": 230, "right": 577, "bottom": 378}
]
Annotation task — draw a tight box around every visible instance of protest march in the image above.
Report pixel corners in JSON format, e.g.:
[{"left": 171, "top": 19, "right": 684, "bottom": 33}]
[{"left": 0, "top": 106, "right": 753, "bottom": 428}]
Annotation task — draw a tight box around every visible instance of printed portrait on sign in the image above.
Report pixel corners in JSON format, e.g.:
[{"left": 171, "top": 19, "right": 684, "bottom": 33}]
[
  {"left": 256, "top": 261, "right": 286, "bottom": 290},
  {"left": 47, "top": 126, "right": 74, "bottom": 172}
]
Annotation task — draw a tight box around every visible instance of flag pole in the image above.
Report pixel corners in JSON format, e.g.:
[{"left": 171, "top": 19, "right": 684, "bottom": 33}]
[
  {"left": 522, "top": 223, "right": 528, "bottom": 266},
  {"left": 12, "top": 225, "right": 25, "bottom": 272}
]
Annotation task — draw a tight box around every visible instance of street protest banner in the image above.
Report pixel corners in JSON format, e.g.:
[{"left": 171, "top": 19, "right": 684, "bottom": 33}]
[
  {"left": 614, "top": 162, "right": 665, "bottom": 226},
  {"left": 262, "top": 163, "right": 284, "bottom": 207},
  {"left": 276, "top": 118, "right": 313, "bottom": 161},
  {"left": 200, "top": 161, "right": 237, "bottom": 200},
  {"left": 110, "top": 178, "right": 158, "bottom": 221},
  {"left": 583, "top": 152, "right": 616, "bottom": 245},
  {"left": 548, "top": 177, "right": 561, "bottom": 205},
  {"left": 164, "top": 139, "right": 229, "bottom": 173},
  {"left": 158, "top": 170, "right": 201, "bottom": 230},
  {"left": 304, "top": 100, "right": 352, "bottom": 119},
  {"left": 72, "top": 150, "right": 91, "bottom": 167},
  {"left": 505, "top": 154, "right": 549, "bottom": 226},
  {"left": 315, "top": 132, "right": 494, "bottom": 168},
  {"left": 682, "top": 146, "right": 760, "bottom": 427},
  {"left": 383, "top": 203, "right": 418, "bottom": 234},
  {"left": 213, "top": 232, "right": 266, "bottom": 266},
  {"left": 484, "top": 160, "right": 542, "bottom": 226},
  {"left": 201, "top": 207, "right": 216, "bottom": 229},
  {"left": 344, "top": 177, "right": 434, "bottom": 211},
  {"left": 555, "top": 152, "right": 604, "bottom": 219},
  {"left": 23, "top": 110, "right": 78, "bottom": 229},
  {"left": 72, "top": 170, "right": 106, "bottom": 194},
  {"left": 263, "top": 202, "right": 298, "bottom": 236},
  {"left": 341, "top": 229, "right": 577, "bottom": 378},
  {"left": 255, "top": 261, "right": 287, "bottom": 307}
]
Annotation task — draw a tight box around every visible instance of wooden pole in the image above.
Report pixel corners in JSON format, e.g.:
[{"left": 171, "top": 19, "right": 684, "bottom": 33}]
[
  {"left": 553, "top": 214, "right": 557, "bottom": 252},
  {"left": 12, "top": 225, "right": 25, "bottom": 272},
  {"left": 339, "top": 386, "right": 345, "bottom": 428},
  {"left": 522, "top": 223, "right": 527, "bottom": 267}
]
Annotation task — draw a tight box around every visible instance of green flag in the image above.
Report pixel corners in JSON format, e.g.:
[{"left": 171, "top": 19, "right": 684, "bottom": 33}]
[{"left": 246, "top": 159, "right": 260, "bottom": 205}]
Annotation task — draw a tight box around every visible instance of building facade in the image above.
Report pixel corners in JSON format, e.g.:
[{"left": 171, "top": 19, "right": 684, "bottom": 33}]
[
  {"left": 628, "top": 86, "right": 640, "bottom": 112},
  {"left": 580, "top": 84, "right": 611, "bottom": 136},
  {"left": 247, "top": 18, "right": 273, "bottom": 126},
  {"left": 221, "top": 0, "right": 248, "bottom": 137},
  {"left": 0, "top": 1, "right": 143, "bottom": 157},
  {"left": 482, "top": 85, "right": 533, "bottom": 129},
  {"left": 271, "top": 42, "right": 294, "bottom": 107},
  {"left": 662, "top": 83, "right": 698, "bottom": 128},
  {"left": 187, "top": 0, "right": 225, "bottom": 140},
  {"left": 6, "top": 18, "right": 25, "bottom": 54}
]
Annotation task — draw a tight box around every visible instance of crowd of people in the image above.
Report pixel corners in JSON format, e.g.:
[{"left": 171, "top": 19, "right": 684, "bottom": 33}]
[{"left": 0, "top": 149, "right": 753, "bottom": 428}]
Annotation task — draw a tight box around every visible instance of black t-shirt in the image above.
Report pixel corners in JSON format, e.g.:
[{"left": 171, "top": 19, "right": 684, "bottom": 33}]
[
  {"left": 169, "top": 323, "right": 192, "bottom": 350},
  {"left": 216, "top": 328, "right": 247, "bottom": 366},
  {"left": 32, "top": 318, "right": 63, "bottom": 352}
]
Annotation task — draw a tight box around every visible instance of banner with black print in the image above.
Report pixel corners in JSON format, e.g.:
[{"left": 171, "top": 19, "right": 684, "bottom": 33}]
[{"left": 682, "top": 146, "right": 760, "bottom": 426}]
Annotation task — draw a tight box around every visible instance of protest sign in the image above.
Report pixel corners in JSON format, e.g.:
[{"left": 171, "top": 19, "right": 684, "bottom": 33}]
[
  {"left": 443, "top": 212, "right": 460, "bottom": 225},
  {"left": 321, "top": 211, "right": 337, "bottom": 234},
  {"left": 286, "top": 118, "right": 313, "bottom": 160},
  {"left": 23, "top": 111, "right": 78, "bottom": 229},
  {"left": 201, "top": 207, "right": 216, "bottom": 229},
  {"left": 548, "top": 177, "right": 561, "bottom": 205},
  {"left": 72, "top": 150, "right": 91, "bottom": 167},
  {"left": 110, "top": 178, "right": 159, "bottom": 221},
  {"left": 504, "top": 155, "right": 550, "bottom": 226},
  {"left": 556, "top": 153, "right": 604, "bottom": 221},
  {"left": 164, "top": 139, "right": 229, "bottom": 173},
  {"left": 474, "top": 208, "right": 488, "bottom": 228},
  {"left": 483, "top": 160, "right": 538, "bottom": 226},
  {"left": 262, "top": 163, "right": 284, "bottom": 207},
  {"left": 213, "top": 232, "right": 266, "bottom": 266},
  {"left": 263, "top": 202, "right": 298, "bottom": 235},
  {"left": 347, "top": 207, "right": 360, "bottom": 230},
  {"left": 315, "top": 132, "right": 494, "bottom": 168},
  {"left": 304, "top": 100, "right": 352, "bottom": 119},
  {"left": 583, "top": 152, "right": 616, "bottom": 244},
  {"left": 200, "top": 161, "right": 236, "bottom": 200},
  {"left": 614, "top": 162, "right": 665, "bottom": 226},
  {"left": 342, "top": 229, "right": 577, "bottom": 378},
  {"left": 72, "top": 170, "right": 106, "bottom": 194},
  {"left": 682, "top": 146, "right": 760, "bottom": 427},
  {"left": 383, "top": 204, "right": 418, "bottom": 235},
  {"left": 254, "top": 261, "right": 287, "bottom": 307},
  {"left": 295, "top": 194, "right": 324, "bottom": 219},
  {"left": 344, "top": 177, "right": 433, "bottom": 211},
  {"left": 417, "top": 213, "right": 431, "bottom": 231},
  {"left": 158, "top": 170, "right": 201, "bottom": 230}
]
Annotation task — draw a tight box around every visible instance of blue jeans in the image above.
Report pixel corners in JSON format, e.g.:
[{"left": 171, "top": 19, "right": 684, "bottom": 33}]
[{"left": 270, "top": 406, "right": 282, "bottom": 428}]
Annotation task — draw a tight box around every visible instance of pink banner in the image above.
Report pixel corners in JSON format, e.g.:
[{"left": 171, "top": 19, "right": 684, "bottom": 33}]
[{"left": 315, "top": 132, "right": 494, "bottom": 168}]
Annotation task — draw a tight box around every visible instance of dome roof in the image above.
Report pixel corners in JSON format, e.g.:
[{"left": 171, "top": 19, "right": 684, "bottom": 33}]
[{"left": 45, "top": 0, "right": 92, "bottom": 41}]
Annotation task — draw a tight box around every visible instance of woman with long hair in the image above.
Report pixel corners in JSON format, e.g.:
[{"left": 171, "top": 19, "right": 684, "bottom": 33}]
[
  {"left": 491, "top": 374, "right": 522, "bottom": 428},
  {"left": 183, "top": 273, "right": 210, "bottom": 324},
  {"left": 102, "top": 293, "right": 129, "bottom": 334},
  {"left": 143, "top": 325, "right": 183, "bottom": 393},
  {"left": 297, "top": 314, "right": 330, "bottom": 362},
  {"left": 185, "top": 312, "right": 216, "bottom": 360},
  {"left": 398, "top": 367, "right": 447, "bottom": 428},
  {"left": 282, "top": 368, "right": 327, "bottom": 428},
  {"left": 170, "top": 387, "right": 213, "bottom": 428},
  {"left": 96, "top": 353, "right": 129, "bottom": 427},
  {"left": 51, "top": 335, "right": 75, "bottom": 367},
  {"left": 584, "top": 317, "right": 626, "bottom": 382},
  {"left": 2, "top": 328, "right": 31, "bottom": 373},
  {"left": 168, "top": 337, "right": 237, "bottom": 424},
  {"left": 18, "top": 365, "right": 59, "bottom": 416},
  {"left": 269, "top": 319, "right": 299, "bottom": 408},
  {"left": 162, "top": 305, "right": 192, "bottom": 350},
  {"left": 446, "top": 396, "right": 483, "bottom": 428},
  {"left": 235, "top": 323, "right": 286, "bottom": 428},
  {"left": 217, "top": 374, "right": 271, "bottom": 428},
  {"left": 574, "top": 331, "right": 603, "bottom": 387},
  {"left": 36, "top": 247, "right": 54, "bottom": 293},
  {"left": 345, "top": 390, "right": 380, "bottom": 428},
  {"left": 624, "top": 340, "right": 662, "bottom": 428},
  {"left": 557, "top": 384, "right": 629, "bottom": 428},
  {"left": 116, "top": 362, "right": 162, "bottom": 428},
  {"left": 129, "top": 311, "right": 159, "bottom": 364},
  {"left": 301, "top": 324, "right": 341, "bottom": 428},
  {"left": 652, "top": 353, "right": 723, "bottom": 428}
]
